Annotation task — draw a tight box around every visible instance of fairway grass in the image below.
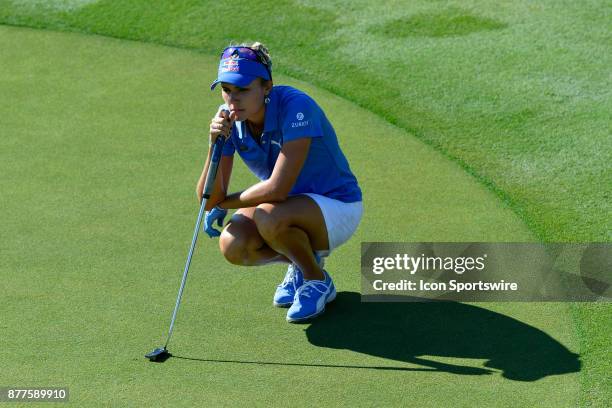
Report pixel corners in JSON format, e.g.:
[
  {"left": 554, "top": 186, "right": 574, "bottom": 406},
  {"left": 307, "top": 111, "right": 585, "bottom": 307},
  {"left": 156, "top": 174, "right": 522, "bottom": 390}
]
[{"left": 0, "top": 26, "right": 586, "bottom": 407}]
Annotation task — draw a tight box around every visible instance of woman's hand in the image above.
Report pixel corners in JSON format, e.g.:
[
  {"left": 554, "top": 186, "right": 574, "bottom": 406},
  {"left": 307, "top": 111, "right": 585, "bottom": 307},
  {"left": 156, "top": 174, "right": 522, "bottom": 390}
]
[
  {"left": 209, "top": 109, "right": 236, "bottom": 145},
  {"left": 203, "top": 206, "right": 228, "bottom": 237}
]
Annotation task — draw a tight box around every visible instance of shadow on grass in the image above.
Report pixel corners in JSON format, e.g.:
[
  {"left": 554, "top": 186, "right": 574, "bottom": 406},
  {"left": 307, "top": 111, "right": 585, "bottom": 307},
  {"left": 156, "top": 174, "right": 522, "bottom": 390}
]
[
  {"left": 304, "top": 292, "right": 581, "bottom": 381},
  {"left": 172, "top": 356, "right": 446, "bottom": 372},
  {"left": 172, "top": 293, "right": 579, "bottom": 380}
]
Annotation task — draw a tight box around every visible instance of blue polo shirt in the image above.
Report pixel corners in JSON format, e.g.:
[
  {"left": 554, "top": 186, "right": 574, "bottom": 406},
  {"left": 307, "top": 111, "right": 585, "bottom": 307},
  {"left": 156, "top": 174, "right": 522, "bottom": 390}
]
[{"left": 219, "top": 85, "right": 362, "bottom": 203}]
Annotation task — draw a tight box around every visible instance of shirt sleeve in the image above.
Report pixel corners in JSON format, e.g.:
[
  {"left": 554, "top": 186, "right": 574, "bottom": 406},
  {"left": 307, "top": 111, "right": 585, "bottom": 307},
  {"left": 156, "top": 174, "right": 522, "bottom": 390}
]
[{"left": 281, "top": 94, "right": 324, "bottom": 142}]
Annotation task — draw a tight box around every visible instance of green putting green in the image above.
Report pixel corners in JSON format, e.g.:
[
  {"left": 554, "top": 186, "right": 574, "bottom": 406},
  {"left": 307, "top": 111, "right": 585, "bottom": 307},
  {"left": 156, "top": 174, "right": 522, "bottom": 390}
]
[{"left": 1, "top": 25, "right": 581, "bottom": 406}]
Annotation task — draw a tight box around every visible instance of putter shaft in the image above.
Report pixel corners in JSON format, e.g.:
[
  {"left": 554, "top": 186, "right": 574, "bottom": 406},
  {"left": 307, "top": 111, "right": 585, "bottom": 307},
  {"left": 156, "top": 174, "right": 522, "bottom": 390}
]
[
  {"left": 161, "top": 132, "right": 227, "bottom": 350},
  {"left": 164, "top": 196, "right": 208, "bottom": 349}
]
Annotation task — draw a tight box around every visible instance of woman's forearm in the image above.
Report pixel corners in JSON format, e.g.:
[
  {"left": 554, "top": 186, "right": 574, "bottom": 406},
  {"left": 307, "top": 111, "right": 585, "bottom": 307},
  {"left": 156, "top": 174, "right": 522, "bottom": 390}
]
[
  {"left": 218, "top": 179, "right": 285, "bottom": 209},
  {"left": 196, "top": 148, "right": 228, "bottom": 210},
  {"left": 196, "top": 148, "right": 213, "bottom": 195}
]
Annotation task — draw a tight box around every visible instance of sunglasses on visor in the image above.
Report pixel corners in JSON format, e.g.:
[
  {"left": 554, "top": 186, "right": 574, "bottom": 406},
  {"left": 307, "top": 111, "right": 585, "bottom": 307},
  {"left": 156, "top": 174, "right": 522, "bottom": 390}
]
[{"left": 220, "top": 46, "right": 272, "bottom": 81}]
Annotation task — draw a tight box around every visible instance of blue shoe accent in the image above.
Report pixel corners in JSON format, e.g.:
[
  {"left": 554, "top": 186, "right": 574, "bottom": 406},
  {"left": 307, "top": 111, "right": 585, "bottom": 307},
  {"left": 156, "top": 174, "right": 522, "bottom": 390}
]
[
  {"left": 273, "top": 254, "right": 324, "bottom": 308},
  {"left": 286, "top": 270, "right": 336, "bottom": 323},
  {"left": 273, "top": 263, "right": 303, "bottom": 308}
]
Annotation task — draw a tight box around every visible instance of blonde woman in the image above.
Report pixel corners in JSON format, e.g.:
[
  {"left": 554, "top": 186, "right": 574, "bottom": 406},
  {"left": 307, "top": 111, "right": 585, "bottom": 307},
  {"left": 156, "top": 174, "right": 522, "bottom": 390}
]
[{"left": 197, "top": 43, "right": 363, "bottom": 322}]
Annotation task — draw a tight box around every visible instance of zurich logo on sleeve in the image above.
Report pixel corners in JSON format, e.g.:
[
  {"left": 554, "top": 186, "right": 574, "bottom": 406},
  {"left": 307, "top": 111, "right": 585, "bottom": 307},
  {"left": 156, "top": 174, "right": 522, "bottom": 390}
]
[{"left": 292, "top": 112, "right": 309, "bottom": 128}]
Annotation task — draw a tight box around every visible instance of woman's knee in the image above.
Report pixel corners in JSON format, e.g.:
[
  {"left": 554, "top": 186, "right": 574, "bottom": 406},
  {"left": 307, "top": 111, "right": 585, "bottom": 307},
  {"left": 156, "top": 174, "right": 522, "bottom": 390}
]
[
  {"left": 253, "top": 203, "right": 289, "bottom": 241},
  {"left": 219, "top": 229, "right": 250, "bottom": 265},
  {"left": 218, "top": 209, "right": 261, "bottom": 265}
]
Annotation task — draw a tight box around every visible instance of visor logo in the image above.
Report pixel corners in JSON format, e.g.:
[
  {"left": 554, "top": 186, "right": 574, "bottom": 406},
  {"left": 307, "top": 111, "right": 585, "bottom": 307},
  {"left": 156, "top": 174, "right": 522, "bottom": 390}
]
[
  {"left": 221, "top": 59, "right": 239, "bottom": 73},
  {"left": 296, "top": 112, "right": 304, "bottom": 120}
]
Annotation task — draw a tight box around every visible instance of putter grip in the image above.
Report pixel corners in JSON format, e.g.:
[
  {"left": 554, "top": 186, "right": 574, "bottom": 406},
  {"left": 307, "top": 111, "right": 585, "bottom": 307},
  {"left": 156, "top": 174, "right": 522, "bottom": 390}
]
[{"left": 202, "top": 132, "right": 227, "bottom": 199}]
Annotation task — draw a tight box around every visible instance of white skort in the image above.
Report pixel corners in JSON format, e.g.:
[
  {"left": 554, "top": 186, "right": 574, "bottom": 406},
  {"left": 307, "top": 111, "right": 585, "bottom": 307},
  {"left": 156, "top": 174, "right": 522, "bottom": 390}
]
[{"left": 302, "top": 193, "right": 363, "bottom": 257}]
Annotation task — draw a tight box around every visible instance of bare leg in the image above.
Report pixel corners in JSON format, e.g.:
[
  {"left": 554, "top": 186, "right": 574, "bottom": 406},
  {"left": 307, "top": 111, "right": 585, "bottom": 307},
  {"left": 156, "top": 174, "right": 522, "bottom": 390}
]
[
  {"left": 219, "top": 207, "right": 290, "bottom": 266},
  {"left": 219, "top": 196, "right": 329, "bottom": 280},
  {"left": 253, "top": 195, "right": 329, "bottom": 280}
]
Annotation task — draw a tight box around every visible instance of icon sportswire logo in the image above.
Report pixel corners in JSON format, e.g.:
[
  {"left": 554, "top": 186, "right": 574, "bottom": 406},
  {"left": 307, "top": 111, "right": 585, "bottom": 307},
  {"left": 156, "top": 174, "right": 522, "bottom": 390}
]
[{"left": 292, "top": 112, "right": 309, "bottom": 128}]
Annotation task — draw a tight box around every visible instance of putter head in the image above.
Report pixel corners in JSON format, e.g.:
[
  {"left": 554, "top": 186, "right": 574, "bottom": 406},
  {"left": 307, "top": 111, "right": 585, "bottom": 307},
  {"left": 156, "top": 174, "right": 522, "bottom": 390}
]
[{"left": 145, "top": 347, "right": 172, "bottom": 362}]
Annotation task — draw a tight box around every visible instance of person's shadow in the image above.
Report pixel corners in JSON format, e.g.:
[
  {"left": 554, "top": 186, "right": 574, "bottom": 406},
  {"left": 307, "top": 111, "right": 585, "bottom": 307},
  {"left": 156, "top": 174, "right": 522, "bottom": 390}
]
[{"left": 305, "top": 292, "right": 580, "bottom": 381}]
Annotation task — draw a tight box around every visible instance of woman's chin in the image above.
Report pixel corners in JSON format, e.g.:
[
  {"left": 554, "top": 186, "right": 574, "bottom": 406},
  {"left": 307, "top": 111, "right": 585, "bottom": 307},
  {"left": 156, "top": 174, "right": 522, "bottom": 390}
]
[{"left": 232, "top": 110, "right": 247, "bottom": 121}]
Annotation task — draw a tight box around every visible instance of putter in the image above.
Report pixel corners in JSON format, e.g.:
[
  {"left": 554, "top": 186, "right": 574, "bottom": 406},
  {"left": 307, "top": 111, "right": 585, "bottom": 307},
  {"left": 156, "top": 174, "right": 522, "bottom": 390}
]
[{"left": 146, "top": 121, "right": 228, "bottom": 362}]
